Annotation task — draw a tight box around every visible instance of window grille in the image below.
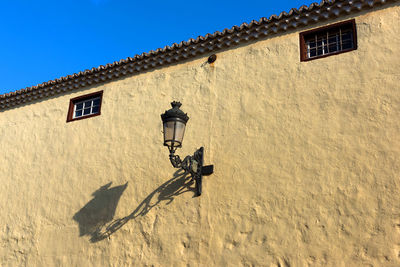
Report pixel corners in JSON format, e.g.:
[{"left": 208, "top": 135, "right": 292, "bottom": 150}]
[{"left": 300, "top": 20, "right": 357, "bottom": 61}]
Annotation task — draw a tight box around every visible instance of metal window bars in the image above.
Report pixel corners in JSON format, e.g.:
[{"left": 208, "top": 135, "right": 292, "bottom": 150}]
[{"left": 306, "top": 28, "right": 353, "bottom": 58}]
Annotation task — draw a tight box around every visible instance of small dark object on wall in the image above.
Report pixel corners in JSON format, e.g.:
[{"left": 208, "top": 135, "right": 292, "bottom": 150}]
[{"left": 208, "top": 54, "right": 217, "bottom": 64}]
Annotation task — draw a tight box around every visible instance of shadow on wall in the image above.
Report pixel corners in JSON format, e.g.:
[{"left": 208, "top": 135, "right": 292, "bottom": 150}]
[
  {"left": 73, "top": 182, "right": 128, "bottom": 240},
  {"left": 73, "top": 169, "right": 195, "bottom": 242}
]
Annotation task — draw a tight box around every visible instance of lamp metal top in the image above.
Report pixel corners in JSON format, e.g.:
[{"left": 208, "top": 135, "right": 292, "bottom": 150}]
[{"left": 161, "top": 101, "right": 189, "bottom": 123}]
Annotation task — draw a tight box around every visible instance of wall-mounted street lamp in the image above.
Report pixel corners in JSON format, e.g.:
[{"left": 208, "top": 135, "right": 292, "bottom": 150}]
[{"left": 161, "top": 101, "right": 214, "bottom": 196}]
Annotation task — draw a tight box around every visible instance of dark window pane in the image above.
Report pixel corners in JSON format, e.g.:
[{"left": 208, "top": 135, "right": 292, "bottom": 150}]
[
  {"left": 328, "top": 36, "right": 337, "bottom": 44},
  {"left": 92, "top": 106, "right": 100, "bottom": 113},
  {"left": 83, "top": 108, "right": 91, "bottom": 115},
  {"left": 341, "top": 31, "right": 352, "bottom": 41},
  {"left": 93, "top": 99, "right": 100, "bottom": 106},
  {"left": 328, "top": 31, "right": 339, "bottom": 37},
  {"left": 309, "top": 48, "right": 317, "bottom": 57},
  {"left": 342, "top": 41, "right": 353, "bottom": 50},
  {"left": 329, "top": 44, "right": 338, "bottom": 53},
  {"left": 76, "top": 103, "right": 83, "bottom": 110},
  {"left": 84, "top": 101, "right": 92, "bottom": 108},
  {"left": 75, "top": 110, "right": 83, "bottom": 117}
]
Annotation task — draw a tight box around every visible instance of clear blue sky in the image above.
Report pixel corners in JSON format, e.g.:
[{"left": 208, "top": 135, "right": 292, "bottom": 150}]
[{"left": 0, "top": 0, "right": 316, "bottom": 94}]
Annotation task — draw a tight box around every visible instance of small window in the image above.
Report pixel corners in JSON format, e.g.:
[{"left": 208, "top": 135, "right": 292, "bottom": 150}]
[
  {"left": 300, "top": 19, "right": 357, "bottom": 61},
  {"left": 67, "top": 91, "right": 103, "bottom": 122}
]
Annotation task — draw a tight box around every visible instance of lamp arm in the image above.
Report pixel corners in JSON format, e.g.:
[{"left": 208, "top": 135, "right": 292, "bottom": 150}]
[
  {"left": 169, "top": 153, "right": 182, "bottom": 168},
  {"left": 169, "top": 153, "right": 192, "bottom": 171}
]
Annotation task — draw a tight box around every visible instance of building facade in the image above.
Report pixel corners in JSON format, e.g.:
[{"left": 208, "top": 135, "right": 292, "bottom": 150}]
[{"left": 1, "top": 0, "right": 399, "bottom": 266}]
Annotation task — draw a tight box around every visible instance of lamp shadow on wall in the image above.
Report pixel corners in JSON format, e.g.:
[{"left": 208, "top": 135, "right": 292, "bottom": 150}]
[
  {"left": 73, "top": 169, "right": 195, "bottom": 243},
  {"left": 72, "top": 182, "right": 128, "bottom": 241}
]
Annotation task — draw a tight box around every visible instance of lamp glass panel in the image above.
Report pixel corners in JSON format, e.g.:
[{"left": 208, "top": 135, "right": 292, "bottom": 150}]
[
  {"left": 174, "top": 121, "right": 186, "bottom": 144},
  {"left": 163, "top": 121, "right": 175, "bottom": 145}
]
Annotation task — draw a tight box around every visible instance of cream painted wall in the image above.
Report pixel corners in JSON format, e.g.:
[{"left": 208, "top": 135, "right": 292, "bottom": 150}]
[{"left": 1, "top": 4, "right": 399, "bottom": 266}]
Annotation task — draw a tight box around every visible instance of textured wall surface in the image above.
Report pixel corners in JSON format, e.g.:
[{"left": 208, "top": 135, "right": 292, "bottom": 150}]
[{"left": 1, "top": 4, "right": 399, "bottom": 267}]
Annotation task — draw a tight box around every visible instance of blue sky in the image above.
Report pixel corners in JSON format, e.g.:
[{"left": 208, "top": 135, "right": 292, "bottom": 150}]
[{"left": 0, "top": 0, "right": 316, "bottom": 94}]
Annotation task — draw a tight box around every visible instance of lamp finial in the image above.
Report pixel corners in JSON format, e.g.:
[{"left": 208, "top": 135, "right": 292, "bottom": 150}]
[{"left": 171, "top": 101, "right": 182, "bottom": 109}]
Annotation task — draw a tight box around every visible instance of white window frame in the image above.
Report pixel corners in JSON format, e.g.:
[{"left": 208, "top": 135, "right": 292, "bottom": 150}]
[{"left": 73, "top": 96, "right": 101, "bottom": 119}]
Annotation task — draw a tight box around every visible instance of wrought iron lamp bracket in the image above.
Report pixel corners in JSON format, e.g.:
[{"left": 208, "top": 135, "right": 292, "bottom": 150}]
[{"left": 168, "top": 147, "right": 213, "bottom": 196}]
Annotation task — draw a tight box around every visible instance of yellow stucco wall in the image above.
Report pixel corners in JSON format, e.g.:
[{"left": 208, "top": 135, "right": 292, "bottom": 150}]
[{"left": 1, "top": 4, "right": 399, "bottom": 266}]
